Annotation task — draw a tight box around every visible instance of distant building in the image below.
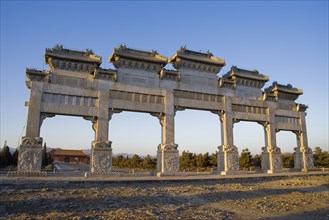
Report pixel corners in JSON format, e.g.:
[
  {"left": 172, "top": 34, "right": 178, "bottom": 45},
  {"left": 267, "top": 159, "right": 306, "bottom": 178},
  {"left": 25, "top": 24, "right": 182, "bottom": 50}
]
[{"left": 49, "top": 149, "right": 89, "bottom": 164}]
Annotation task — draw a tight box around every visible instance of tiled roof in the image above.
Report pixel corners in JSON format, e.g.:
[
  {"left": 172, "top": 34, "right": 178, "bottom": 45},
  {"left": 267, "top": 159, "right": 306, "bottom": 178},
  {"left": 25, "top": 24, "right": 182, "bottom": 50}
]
[{"left": 49, "top": 149, "right": 89, "bottom": 157}]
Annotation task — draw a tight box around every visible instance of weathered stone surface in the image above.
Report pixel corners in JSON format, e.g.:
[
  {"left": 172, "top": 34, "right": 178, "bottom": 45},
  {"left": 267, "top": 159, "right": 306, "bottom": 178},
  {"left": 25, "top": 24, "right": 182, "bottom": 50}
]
[
  {"left": 17, "top": 136, "right": 43, "bottom": 172},
  {"left": 218, "top": 145, "right": 240, "bottom": 174},
  {"left": 8, "top": 136, "right": 47, "bottom": 177},
  {"left": 18, "top": 45, "right": 313, "bottom": 177},
  {"left": 158, "top": 143, "right": 180, "bottom": 176},
  {"left": 294, "top": 146, "right": 314, "bottom": 171},
  {"left": 261, "top": 146, "right": 283, "bottom": 173},
  {"left": 89, "top": 141, "right": 113, "bottom": 175}
]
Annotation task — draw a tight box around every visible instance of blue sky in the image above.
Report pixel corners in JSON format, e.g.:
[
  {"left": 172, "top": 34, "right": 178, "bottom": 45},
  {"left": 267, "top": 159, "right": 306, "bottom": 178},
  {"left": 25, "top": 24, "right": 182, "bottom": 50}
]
[{"left": 1, "top": 1, "right": 328, "bottom": 155}]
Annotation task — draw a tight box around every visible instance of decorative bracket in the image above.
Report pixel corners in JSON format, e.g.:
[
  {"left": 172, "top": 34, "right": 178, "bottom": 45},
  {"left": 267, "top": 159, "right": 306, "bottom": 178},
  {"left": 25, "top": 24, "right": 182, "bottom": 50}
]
[
  {"left": 174, "top": 106, "right": 185, "bottom": 116},
  {"left": 150, "top": 112, "right": 165, "bottom": 126},
  {"left": 83, "top": 116, "right": 98, "bottom": 132},
  {"left": 40, "top": 113, "right": 56, "bottom": 128},
  {"left": 109, "top": 108, "right": 123, "bottom": 120},
  {"left": 211, "top": 110, "right": 225, "bottom": 122}
]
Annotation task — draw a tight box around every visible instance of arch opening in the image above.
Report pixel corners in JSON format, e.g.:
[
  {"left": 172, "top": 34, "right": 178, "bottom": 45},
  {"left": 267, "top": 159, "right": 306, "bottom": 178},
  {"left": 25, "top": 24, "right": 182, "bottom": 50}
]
[
  {"left": 40, "top": 115, "right": 93, "bottom": 171},
  {"left": 175, "top": 109, "right": 220, "bottom": 172},
  {"left": 276, "top": 131, "right": 297, "bottom": 168},
  {"left": 233, "top": 121, "right": 265, "bottom": 170},
  {"left": 109, "top": 111, "right": 160, "bottom": 173}
]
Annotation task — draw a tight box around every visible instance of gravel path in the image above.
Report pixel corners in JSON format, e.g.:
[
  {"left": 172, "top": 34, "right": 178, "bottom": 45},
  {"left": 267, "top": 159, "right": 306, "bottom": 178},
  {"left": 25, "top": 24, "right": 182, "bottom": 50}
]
[{"left": 0, "top": 174, "right": 328, "bottom": 219}]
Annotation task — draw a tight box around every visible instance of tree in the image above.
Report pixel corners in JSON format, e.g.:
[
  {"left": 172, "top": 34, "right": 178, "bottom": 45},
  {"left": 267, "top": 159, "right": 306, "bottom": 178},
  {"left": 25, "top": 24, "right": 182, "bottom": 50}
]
[
  {"left": 313, "top": 147, "right": 329, "bottom": 168},
  {"left": 142, "top": 155, "right": 156, "bottom": 170},
  {"left": 180, "top": 151, "right": 195, "bottom": 171},
  {"left": 12, "top": 149, "right": 19, "bottom": 167},
  {"left": 42, "top": 143, "right": 48, "bottom": 168},
  {"left": 0, "top": 142, "right": 13, "bottom": 168},
  {"left": 203, "top": 152, "right": 211, "bottom": 168},
  {"left": 195, "top": 153, "right": 204, "bottom": 169},
  {"left": 252, "top": 154, "right": 261, "bottom": 169},
  {"left": 122, "top": 156, "right": 130, "bottom": 168},
  {"left": 113, "top": 155, "right": 124, "bottom": 168},
  {"left": 239, "top": 148, "right": 253, "bottom": 170},
  {"left": 209, "top": 152, "right": 217, "bottom": 167},
  {"left": 129, "top": 154, "right": 142, "bottom": 168},
  {"left": 282, "top": 153, "right": 294, "bottom": 168}
]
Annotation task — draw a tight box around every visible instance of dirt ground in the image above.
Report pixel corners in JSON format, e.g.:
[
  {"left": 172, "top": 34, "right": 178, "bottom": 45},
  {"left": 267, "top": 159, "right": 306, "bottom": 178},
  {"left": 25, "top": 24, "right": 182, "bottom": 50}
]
[{"left": 0, "top": 174, "right": 328, "bottom": 220}]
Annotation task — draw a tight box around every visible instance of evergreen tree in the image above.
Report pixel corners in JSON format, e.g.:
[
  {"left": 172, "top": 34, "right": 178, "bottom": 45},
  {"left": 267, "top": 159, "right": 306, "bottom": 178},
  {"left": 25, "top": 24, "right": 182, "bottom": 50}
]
[
  {"left": 282, "top": 153, "right": 294, "bottom": 168},
  {"left": 252, "top": 154, "right": 261, "bottom": 169},
  {"left": 209, "top": 152, "right": 218, "bottom": 167},
  {"left": 122, "top": 156, "right": 130, "bottom": 168},
  {"left": 129, "top": 154, "right": 142, "bottom": 168},
  {"left": 313, "top": 147, "right": 329, "bottom": 168},
  {"left": 195, "top": 153, "right": 204, "bottom": 168},
  {"left": 12, "top": 149, "right": 19, "bottom": 167},
  {"left": 239, "top": 148, "right": 253, "bottom": 170},
  {"left": 113, "top": 155, "right": 124, "bottom": 168},
  {"left": 203, "top": 152, "right": 211, "bottom": 168},
  {"left": 180, "top": 151, "right": 195, "bottom": 170},
  {"left": 142, "top": 155, "right": 156, "bottom": 170},
  {"left": 0, "top": 143, "right": 13, "bottom": 168}
]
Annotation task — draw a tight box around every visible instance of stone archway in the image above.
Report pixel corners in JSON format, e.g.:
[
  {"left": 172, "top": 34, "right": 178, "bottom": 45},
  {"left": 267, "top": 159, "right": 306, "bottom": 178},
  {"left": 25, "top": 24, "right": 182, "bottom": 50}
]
[{"left": 12, "top": 45, "right": 313, "bottom": 177}]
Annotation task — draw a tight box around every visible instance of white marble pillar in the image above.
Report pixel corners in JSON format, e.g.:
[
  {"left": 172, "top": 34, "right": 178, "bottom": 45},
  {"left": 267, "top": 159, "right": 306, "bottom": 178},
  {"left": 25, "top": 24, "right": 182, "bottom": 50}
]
[
  {"left": 89, "top": 90, "right": 113, "bottom": 175},
  {"left": 217, "top": 97, "right": 239, "bottom": 175},
  {"left": 261, "top": 105, "right": 282, "bottom": 173},
  {"left": 294, "top": 112, "right": 314, "bottom": 171},
  {"left": 158, "top": 90, "right": 179, "bottom": 176},
  {"left": 16, "top": 81, "right": 45, "bottom": 176}
]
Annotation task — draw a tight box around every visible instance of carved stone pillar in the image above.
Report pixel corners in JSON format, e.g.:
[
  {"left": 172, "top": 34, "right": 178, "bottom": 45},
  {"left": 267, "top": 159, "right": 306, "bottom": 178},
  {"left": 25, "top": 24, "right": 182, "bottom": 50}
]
[
  {"left": 90, "top": 141, "right": 113, "bottom": 174},
  {"left": 260, "top": 115, "right": 282, "bottom": 173},
  {"left": 293, "top": 106, "right": 314, "bottom": 171},
  {"left": 150, "top": 113, "right": 165, "bottom": 172},
  {"left": 155, "top": 90, "right": 180, "bottom": 176},
  {"left": 218, "top": 111, "right": 239, "bottom": 175},
  {"left": 85, "top": 90, "right": 118, "bottom": 176},
  {"left": 8, "top": 137, "right": 47, "bottom": 176},
  {"left": 10, "top": 82, "right": 47, "bottom": 176},
  {"left": 160, "top": 143, "right": 179, "bottom": 175},
  {"left": 294, "top": 131, "right": 314, "bottom": 171}
]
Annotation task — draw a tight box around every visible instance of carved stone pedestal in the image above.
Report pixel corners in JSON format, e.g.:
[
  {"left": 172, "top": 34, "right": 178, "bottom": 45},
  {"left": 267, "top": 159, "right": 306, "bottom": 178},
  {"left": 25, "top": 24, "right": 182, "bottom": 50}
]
[
  {"left": 157, "top": 143, "right": 180, "bottom": 176},
  {"left": 217, "top": 145, "right": 239, "bottom": 175},
  {"left": 261, "top": 146, "right": 282, "bottom": 173},
  {"left": 85, "top": 141, "right": 118, "bottom": 177},
  {"left": 8, "top": 136, "right": 47, "bottom": 177},
  {"left": 294, "top": 146, "right": 314, "bottom": 171}
]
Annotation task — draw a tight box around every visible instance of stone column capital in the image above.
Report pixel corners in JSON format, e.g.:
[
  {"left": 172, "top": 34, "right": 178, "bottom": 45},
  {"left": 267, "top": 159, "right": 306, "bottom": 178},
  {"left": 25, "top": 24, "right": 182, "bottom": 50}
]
[
  {"left": 92, "top": 140, "right": 112, "bottom": 150},
  {"left": 161, "top": 143, "right": 178, "bottom": 151},
  {"left": 20, "top": 136, "right": 43, "bottom": 148}
]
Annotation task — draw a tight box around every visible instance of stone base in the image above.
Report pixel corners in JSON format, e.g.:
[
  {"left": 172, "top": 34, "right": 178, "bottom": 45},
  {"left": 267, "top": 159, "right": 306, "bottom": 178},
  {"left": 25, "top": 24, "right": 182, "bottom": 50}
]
[
  {"left": 90, "top": 141, "right": 113, "bottom": 174},
  {"left": 217, "top": 145, "right": 240, "bottom": 174},
  {"left": 84, "top": 171, "right": 120, "bottom": 178},
  {"left": 220, "top": 171, "right": 241, "bottom": 175},
  {"left": 294, "top": 147, "right": 314, "bottom": 170},
  {"left": 264, "top": 169, "right": 286, "bottom": 174},
  {"left": 160, "top": 144, "right": 180, "bottom": 174},
  {"left": 7, "top": 171, "right": 47, "bottom": 177},
  {"left": 17, "top": 137, "right": 43, "bottom": 172},
  {"left": 156, "top": 171, "right": 183, "bottom": 177},
  {"left": 261, "top": 146, "right": 283, "bottom": 172}
]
